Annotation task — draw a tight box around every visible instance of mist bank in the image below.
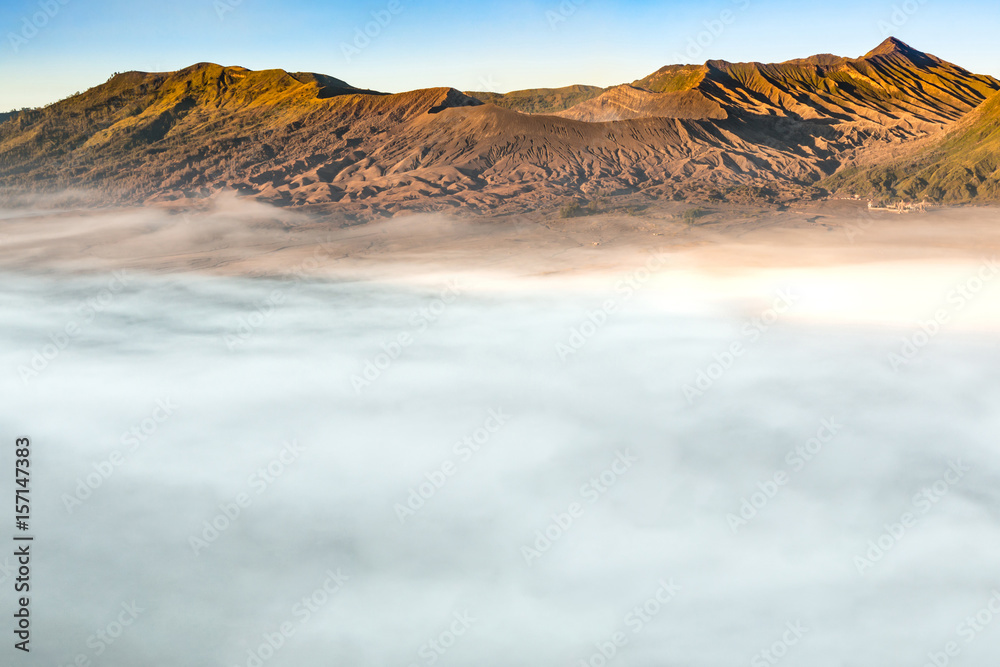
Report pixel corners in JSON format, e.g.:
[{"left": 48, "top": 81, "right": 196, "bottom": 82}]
[
  {"left": 3, "top": 199, "right": 1000, "bottom": 665},
  {"left": 1, "top": 196, "right": 998, "bottom": 272},
  {"left": 2, "top": 198, "right": 1000, "bottom": 330},
  {"left": 2, "top": 267, "right": 999, "bottom": 666}
]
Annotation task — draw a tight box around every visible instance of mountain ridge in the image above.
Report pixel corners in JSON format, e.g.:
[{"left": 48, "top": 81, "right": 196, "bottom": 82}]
[
  {"left": 1, "top": 38, "right": 997, "bottom": 215},
  {"left": 556, "top": 38, "right": 998, "bottom": 125},
  {"left": 824, "top": 88, "right": 1000, "bottom": 201},
  {"left": 464, "top": 85, "right": 603, "bottom": 114}
]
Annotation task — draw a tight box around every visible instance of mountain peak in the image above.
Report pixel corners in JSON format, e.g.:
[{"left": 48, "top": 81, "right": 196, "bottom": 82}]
[
  {"left": 862, "top": 36, "right": 921, "bottom": 59},
  {"left": 3, "top": 43, "right": 999, "bottom": 212}
]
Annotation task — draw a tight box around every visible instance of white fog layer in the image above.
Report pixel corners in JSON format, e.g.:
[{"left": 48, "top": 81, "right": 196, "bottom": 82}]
[{"left": 3, "top": 257, "right": 1000, "bottom": 666}]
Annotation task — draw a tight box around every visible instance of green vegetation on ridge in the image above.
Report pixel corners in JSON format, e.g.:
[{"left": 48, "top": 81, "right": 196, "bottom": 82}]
[
  {"left": 464, "top": 85, "right": 603, "bottom": 114},
  {"left": 824, "top": 91, "right": 1000, "bottom": 202}
]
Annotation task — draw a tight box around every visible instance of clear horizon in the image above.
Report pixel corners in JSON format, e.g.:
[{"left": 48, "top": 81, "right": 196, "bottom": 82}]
[{"left": 1, "top": 0, "right": 999, "bottom": 111}]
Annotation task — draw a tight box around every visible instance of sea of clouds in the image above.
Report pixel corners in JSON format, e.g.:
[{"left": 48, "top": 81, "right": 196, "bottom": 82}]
[{"left": 1, "top": 227, "right": 1000, "bottom": 667}]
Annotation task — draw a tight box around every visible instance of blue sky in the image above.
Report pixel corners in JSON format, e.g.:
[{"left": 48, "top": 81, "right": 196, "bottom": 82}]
[{"left": 2, "top": 0, "right": 998, "bottom": 110}]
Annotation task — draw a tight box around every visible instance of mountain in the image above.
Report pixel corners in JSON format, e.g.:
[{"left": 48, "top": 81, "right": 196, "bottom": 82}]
[
  {"left": 464, "top": 85, "right": 603, "bottom": 114},
  {"left": 0, "top": 63, "right": 483, "bottom": 209},
  {"left": 825, "top": 89, "right": 1000, "bottom": 201},
  {"left": 557, "top": 37, "right": 998, "bottom": 126},
  {"left": 553, "top": 85, "right": 727, "bottom": 122},
  {"left": 0, "top": 38, "right": 997, "bottom": 215}
]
